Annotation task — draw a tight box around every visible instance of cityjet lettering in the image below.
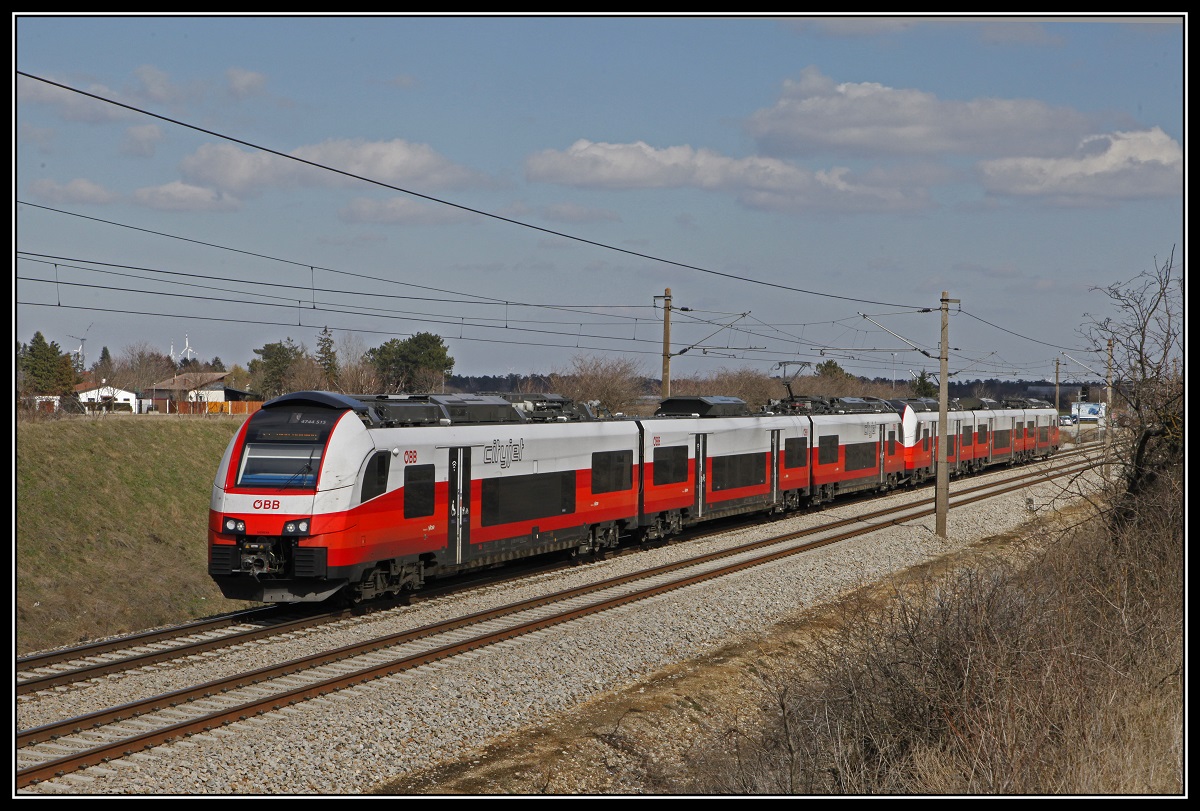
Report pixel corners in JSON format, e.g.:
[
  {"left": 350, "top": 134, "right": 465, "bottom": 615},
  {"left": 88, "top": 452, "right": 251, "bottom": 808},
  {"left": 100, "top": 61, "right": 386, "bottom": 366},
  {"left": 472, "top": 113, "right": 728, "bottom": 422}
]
[{"left": 484, "top": 438, "right": 525, "bottom": 468}]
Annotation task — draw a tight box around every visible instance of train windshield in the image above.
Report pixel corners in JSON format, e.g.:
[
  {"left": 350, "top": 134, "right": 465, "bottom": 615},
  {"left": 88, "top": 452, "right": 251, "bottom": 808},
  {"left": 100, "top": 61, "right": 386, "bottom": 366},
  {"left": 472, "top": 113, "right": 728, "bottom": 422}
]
[{"left": 236, "top": 405, "right": 343, "bottom": 489}]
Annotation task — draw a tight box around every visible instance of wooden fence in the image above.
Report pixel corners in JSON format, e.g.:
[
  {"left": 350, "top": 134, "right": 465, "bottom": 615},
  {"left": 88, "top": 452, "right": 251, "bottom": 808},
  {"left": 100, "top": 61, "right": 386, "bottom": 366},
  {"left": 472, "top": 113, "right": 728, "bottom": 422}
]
[{"left": 159, "top": 400, "right": 264, "bottom": 416}]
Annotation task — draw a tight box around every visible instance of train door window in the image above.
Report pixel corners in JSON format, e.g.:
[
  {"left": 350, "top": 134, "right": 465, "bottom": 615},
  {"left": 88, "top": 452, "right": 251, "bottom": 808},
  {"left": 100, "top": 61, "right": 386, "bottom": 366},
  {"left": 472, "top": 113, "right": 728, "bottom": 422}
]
[
  {"left": 995, "top": 430, "right": 1011, "bottom": 449},
  {"left": 652, "top": 445, "right": 689, "bottom": 485},
  {"left": 403, "top": 463, "right": 435, "bottom": 518},
  {"left": 818, "top": 435, "right": 839, "bottom": 465},
  {"left": 887, "top": 430, "right": 896, "bottom": 456},
  {"left": 977, "top": 425, "right": 989, "bottom": 445},
  {"left": 591, "top": 450, "right": 633, "bottom": 493},
  {"left": 1039, "top": 426, "right": 1049, "bottom": 443},
  {"left": 961, "top": 426, "right": 972, "bottom": 446},
  {"left": 922, "top": 428, "right": 930, "bottom": 452},
  {"left": 947, "top": 436, "right": 956, "bottom": 456},
  {"left": 711, "top": 452, "right": 767, "bottom": 491},
  {"left": 360, "top": 451, "right": 391, "bottom": 502},
  {"left": 784, "top": 436, "right": 808, "bottom": 468}
]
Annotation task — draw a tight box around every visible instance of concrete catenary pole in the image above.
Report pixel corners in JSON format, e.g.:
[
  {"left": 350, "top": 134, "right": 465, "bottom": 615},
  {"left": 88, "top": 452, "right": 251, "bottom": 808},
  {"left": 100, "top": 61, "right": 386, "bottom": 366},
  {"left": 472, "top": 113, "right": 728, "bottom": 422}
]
[
  {"left": 661, "top": 288, "right": 672, "bottom": 400},
  {"left": 1055, "top": 357, "right": 1060, "bottom": 416},
  {"left": 936, "top": 292, "right": 958, "bottom": 539}
]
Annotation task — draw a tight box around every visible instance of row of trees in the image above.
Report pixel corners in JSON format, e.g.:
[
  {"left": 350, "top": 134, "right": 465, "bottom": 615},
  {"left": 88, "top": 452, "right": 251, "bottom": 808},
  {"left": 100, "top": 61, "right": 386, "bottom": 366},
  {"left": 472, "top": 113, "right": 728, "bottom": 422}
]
[
  {"left": 247, "top": 328, "right": 455, "bottom": 400},
  {"left": 15, "top": 327, "right": 458, "bottom": 406},
  {"left": 16, "top": 322, "right": 927, "bottom": 416},
  {"left": 16, "top": 333, "right": 230, "bottom": 401},
  {"left": 9, "top": 327, "right": 1039, "bottom": 417}
]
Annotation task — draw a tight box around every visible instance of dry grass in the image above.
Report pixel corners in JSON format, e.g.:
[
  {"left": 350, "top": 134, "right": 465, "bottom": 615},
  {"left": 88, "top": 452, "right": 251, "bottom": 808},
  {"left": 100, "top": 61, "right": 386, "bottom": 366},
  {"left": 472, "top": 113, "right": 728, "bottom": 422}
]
[{"left": 672, "top": 470, "right": 1184, "bottom": 795}]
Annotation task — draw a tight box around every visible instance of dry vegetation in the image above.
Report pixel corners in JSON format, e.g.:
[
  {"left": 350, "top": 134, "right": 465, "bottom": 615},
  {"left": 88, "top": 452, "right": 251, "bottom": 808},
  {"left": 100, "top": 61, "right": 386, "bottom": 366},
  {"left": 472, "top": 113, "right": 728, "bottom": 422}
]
[
  {"left": 380, "top": 469, "right": 1183, "bottom": 796},
  {"left": 673, "top": 470, "right": 1183, "bottom": 795}
]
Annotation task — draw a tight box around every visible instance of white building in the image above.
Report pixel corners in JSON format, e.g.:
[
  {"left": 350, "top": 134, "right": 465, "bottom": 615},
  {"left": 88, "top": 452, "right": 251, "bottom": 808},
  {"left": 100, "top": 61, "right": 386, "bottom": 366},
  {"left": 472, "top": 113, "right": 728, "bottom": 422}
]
[{"left": 74, "top": 381, "right": 140, "bottom": 413}]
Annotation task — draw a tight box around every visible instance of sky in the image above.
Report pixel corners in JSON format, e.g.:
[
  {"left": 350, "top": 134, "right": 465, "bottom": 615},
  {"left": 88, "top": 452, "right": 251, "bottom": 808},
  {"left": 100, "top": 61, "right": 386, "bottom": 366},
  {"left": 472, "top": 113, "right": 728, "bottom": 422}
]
[{"left": 13, "top": 14, "right": 1186, "bottom": 388}]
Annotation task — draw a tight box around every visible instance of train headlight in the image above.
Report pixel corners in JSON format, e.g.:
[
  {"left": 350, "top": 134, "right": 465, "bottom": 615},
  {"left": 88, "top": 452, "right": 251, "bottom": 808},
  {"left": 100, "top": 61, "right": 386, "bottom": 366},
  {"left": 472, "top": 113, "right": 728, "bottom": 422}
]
[
  {"left": 223, "top": 517, "right": 246, "bottom": 534},
  {"left": 282, "top": 518, "right": 312, "bottom": 537}
]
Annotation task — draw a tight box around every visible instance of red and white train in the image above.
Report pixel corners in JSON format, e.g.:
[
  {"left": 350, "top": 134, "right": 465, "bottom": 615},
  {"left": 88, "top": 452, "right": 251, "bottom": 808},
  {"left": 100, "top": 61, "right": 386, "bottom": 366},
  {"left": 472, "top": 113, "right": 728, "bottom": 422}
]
[{"left": 208, "top": 390, "right": 1059, "bottom": 604}]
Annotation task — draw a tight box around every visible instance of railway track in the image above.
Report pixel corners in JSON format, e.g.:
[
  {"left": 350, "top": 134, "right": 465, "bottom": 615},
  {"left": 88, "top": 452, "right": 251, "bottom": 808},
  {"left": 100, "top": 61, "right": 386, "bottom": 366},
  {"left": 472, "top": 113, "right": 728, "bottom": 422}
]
[
  {"left": 16, "top": 445, "right": 1096, "bottom": 695},
  {"left": 16, "top": 453, "right": 1097, "bottom": 789}
]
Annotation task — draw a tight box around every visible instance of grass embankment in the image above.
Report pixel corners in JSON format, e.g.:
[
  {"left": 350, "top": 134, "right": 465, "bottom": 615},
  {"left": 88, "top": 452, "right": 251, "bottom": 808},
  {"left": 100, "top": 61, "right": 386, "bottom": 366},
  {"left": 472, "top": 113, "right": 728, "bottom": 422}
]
[{"left": 16, "top": 414, "right": 256, "bottom": 654}]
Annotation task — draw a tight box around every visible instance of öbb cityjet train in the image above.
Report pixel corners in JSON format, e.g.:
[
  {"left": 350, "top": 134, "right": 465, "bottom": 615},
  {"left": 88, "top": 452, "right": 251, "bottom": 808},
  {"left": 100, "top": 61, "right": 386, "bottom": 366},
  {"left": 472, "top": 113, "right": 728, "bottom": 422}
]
[{"left": 208, "top": 391, "right": 1058, "bottom": 605}]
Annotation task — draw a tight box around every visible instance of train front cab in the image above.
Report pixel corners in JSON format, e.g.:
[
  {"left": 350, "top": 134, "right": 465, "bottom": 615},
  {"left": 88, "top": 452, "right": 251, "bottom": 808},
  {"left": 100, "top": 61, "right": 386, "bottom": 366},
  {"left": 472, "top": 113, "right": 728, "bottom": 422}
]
[
  {"left": 208, "top": 391, "right": 377, "bottom": 602},
  {"left": 892, "top": 398, "right": 938, "bottom": 484}
]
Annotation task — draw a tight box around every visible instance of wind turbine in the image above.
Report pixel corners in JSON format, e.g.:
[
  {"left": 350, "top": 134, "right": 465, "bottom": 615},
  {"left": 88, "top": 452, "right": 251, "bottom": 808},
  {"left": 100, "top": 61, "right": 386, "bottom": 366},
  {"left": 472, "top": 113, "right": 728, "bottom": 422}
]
[
  {"left": 180, "top": 334, "right": 197, "bottom": 363},
  {"left": 67, "top": 323, "right": 93, "bottom": 370}
]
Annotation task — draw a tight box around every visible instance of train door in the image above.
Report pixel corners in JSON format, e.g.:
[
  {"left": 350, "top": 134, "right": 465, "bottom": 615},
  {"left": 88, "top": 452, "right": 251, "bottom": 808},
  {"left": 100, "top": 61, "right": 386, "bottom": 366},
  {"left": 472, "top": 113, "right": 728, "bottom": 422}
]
[
  {"left": 447, "top": 447, "right": 472, "bottom": 565},
  {"left": 770, "top": 429, "right": 781, "bottom": 505},
  {"left": 694, "top": 434, "right": 708, "bottom": 520},
  {"left": 948, "top": 418, "right": 961, "bottom": 474}
]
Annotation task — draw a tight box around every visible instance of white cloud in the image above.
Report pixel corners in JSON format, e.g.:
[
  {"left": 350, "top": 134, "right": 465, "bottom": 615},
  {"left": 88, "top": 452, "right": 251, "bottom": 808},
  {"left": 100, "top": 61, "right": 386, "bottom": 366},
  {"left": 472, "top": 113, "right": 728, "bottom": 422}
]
[
  {"left": 978, "top": 128, "right": 1182, "bottom": 202},
  {"left": 747, "top": 67, "right": 1089, "bottom": 158},
  {"left": 226, "top": 67, "right": 267, "bottom": 99},
  {"left": 27, "top": 178, "right": 117, "bottom": 205},
  {"left": 527, "top": 140, "right": 708, "bottom": 189},
  {"left": 131, "top": 181, "right": 240, "bottom": 211},
  {"left": 526, "top": 139, "right": 931, "bottom": 212},
  {"left": 293, "top": 139, "right": 489, "bottom": 188},
  {"left": 122, "top": 124, "right": 164, "bottom": 157},
  {"left": 180, "top": 138, "right": 490, "bottom": 198},
  {"left": 179, "top": 144, "right": 294, "bottom": 196}
]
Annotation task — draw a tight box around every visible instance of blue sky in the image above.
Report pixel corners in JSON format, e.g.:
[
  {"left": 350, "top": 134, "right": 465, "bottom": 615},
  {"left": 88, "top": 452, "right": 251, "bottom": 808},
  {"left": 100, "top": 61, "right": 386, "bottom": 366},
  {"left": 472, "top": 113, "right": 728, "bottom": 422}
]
[{"left": 13, "top": 14, "right": 1186, "bottom": 386}]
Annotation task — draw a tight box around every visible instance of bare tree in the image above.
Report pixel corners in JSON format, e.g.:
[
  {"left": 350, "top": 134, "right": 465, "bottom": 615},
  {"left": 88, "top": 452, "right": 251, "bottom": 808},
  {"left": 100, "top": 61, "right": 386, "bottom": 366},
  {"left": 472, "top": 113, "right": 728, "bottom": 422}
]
[
  {"left": 548, "top": 354, "right": 648, "bottom": 416},
  {"left": 1081, "top": 247, "right": 1183, "bottom": 498},
  {"left": 286, "top": 354, "right": 330, "bottom": 392},
  {"left": 335, "top": 332, "right": 379, "bottom": 394},
  {"left": 409, "top": 366, "right": 447, "bottom": 394},
  {"left": 113, "top": 341, "right": 176, "bottom": 399},
  {"left": 672, "top": 367, "right": 781, "bottom": 411}
]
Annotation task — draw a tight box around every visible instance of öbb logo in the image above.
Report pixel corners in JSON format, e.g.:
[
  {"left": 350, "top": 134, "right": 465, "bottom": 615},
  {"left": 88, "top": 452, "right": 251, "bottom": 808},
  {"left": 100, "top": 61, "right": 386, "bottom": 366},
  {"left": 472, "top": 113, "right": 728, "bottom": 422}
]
[{"left": 253, "top": 499, "right": 282, "bottom": 510}]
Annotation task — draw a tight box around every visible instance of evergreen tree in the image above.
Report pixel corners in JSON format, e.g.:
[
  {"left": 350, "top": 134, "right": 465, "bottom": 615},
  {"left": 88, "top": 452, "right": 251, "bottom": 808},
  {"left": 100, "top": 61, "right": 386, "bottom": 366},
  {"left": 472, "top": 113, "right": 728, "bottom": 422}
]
[
  {"left": 249, "top": 338, "right": 305, "bottom": 398},
  {"left": 912, "top": 370, "right": 938, "bottom": 398},
  {"left": 316, "top": 327, "right": 339, "bottom": 390},
  {"left": 19, "top": 332, "right": 77, "bottom": 395},
  {"left": 366, "top": 332, "right": 453, "bottom": 393},
  {"left": 815, "top": 359, "right": 847, "bottom": 379},
  {"left": 93, "top": 346, "right": 115, "bottom": 382}
]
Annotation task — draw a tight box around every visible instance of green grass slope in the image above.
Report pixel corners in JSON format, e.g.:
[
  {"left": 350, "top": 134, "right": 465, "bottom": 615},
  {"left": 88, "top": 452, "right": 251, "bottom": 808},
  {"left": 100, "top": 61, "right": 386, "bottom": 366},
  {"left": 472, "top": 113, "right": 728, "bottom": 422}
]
[{"left": 15, "top": 414, "right": 256, "bottom": 654}]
